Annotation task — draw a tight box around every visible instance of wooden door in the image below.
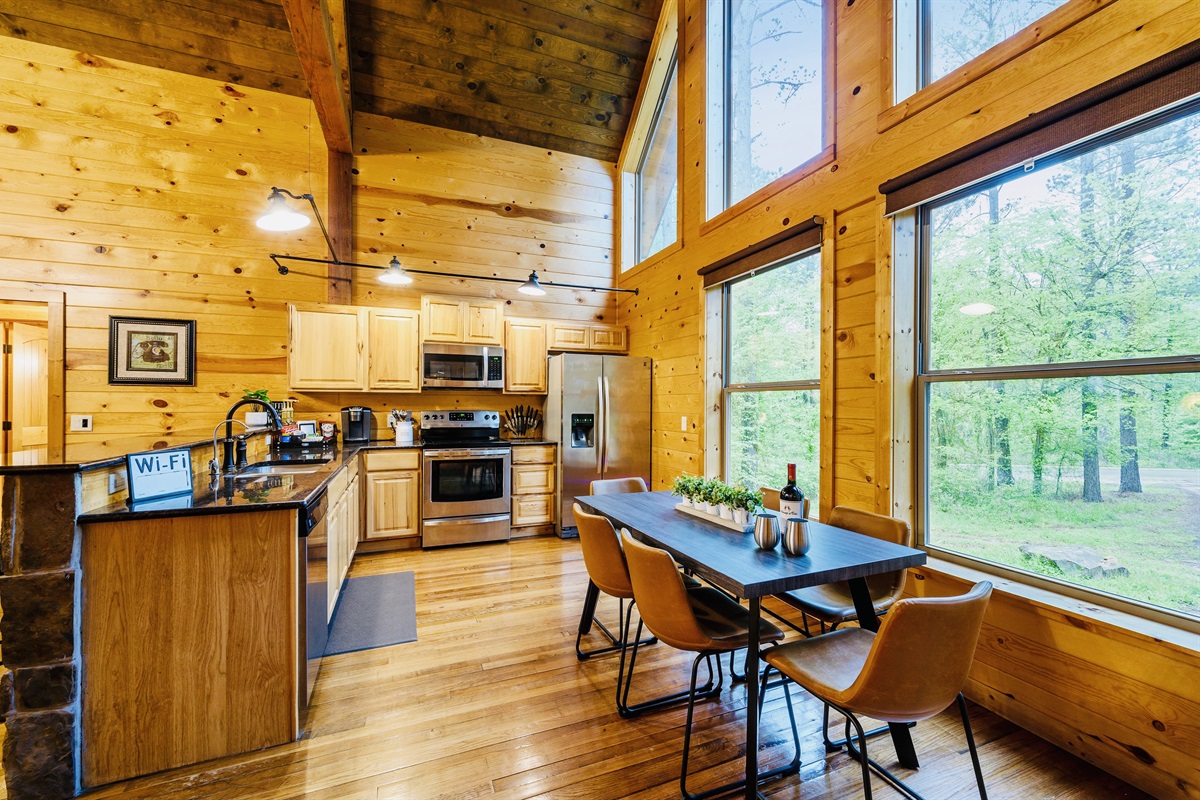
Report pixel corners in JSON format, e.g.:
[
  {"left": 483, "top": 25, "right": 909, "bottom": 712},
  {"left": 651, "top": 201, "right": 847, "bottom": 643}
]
[
  {"left": 288, "top": 305, "right": 366, "bottom": 390},
  {"left": 368, "top": 309, "right": 420, "bottom": 391},
  {"left": 421, "top": 296, "right": 464, "bottom": 342},
  {"left": 464, "top": 300, "right": 504, "bottom": 345},
  {"left": 504, "top": 320, "right": 547, "bottom": 393},
  {"left": 365, "top": 471, "right": 420, "bottom": 540},
  {"left": 11, "top": 322, "right": 48, "bottom": 452}
]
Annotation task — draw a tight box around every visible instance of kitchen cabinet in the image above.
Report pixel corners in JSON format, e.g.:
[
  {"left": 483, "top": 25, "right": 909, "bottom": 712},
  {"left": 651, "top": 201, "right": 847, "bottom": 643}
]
[
  {"left": 368, "top": 308, "right": 420, "bottom": 391},
  {"left": 364, "top": 449, "right": 421, "bottom": 544},
  {"left": 326, "top": 459, "right": 361, "bottom": 621},
  {"left": 511, "top": 444, "right": 556, "bottom": 531},
  {"left": 504, "top": 319, "right": 547, "bottom": 394},
  {"left": 289, "top": 304, "right": 367, "bottom": 390},
  {"left": 421, "top": 295, "right": 504, "bottom": 345},
  {"left": 547, "top": 322, "right": 627, "bottom": 353}
]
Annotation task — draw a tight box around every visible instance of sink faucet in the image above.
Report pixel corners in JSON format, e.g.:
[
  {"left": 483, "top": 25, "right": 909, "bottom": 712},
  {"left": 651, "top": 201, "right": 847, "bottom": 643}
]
[{"left": 210, "top": 399, "right": 284, "bottom": 474}]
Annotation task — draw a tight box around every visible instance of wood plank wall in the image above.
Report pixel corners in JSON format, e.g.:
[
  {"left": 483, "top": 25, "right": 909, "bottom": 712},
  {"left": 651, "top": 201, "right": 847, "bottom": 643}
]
[
  {"left": 0, "top": 37, "right": 329, "bottom": 455},
  {"left": 0, "top": 39, "right": 619, "bottom": 450},
  {"left": 615, "top": 0, "right": 1200, "bottom": 797}
]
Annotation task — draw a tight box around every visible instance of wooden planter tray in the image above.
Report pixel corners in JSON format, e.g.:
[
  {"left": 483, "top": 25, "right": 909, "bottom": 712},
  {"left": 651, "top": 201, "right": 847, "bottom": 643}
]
[{"left": 674, "top": 502, "right": 753, "bottom": 533}]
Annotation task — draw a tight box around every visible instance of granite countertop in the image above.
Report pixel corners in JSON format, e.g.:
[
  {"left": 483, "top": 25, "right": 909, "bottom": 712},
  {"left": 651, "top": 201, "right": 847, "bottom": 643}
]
[{"left": 78, "top": 440, "right": 423, "bottom": 524}]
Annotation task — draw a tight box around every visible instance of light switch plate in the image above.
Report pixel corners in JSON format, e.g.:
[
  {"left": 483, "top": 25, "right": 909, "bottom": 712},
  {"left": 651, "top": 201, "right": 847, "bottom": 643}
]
[
  {"left": 108, "top": 472, "right": 127, "bottom": 495},
  {"left": 680, "top": 416, "right": 687, "bottom": 432},
  {"left": 70, "top": 415, "right": 93, "bottom": 432}
]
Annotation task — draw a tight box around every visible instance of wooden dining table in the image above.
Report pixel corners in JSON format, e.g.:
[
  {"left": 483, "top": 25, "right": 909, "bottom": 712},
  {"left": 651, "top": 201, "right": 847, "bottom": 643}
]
[{"left": 575, "top": 490, "right": 927, "bottom": 800}]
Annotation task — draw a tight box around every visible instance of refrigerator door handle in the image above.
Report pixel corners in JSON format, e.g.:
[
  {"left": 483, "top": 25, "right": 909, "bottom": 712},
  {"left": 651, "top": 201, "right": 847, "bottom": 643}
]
[
  {"left": 602, "top": 375, "right": 611, "bottom": 474},
  {"left": 596, "top": 374, "right": 605, "bottom": 475}
]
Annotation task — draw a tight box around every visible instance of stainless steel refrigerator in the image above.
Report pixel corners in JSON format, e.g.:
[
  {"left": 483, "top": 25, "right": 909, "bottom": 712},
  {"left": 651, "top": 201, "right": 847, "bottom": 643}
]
[{"left": 545, "top": 353, "right": 652, "bottom": 537}]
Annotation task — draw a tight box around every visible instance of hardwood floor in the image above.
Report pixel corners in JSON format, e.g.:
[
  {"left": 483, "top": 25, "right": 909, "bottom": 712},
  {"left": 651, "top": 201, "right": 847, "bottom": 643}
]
[{"left": 6, "top": 537, "right": 1154, "bottom": 799}]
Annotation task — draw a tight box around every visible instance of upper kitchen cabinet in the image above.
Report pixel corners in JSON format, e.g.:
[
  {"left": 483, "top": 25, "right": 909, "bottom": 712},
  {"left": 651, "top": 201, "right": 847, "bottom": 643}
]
[
  {"left": 548, "top": 322, "right": 628, "bottom": 353},
  {"left": 368, "top": 309, "right": 420, "bottom": 391},
  {"left": 421, "top": 295, "right": 504, "bottom": 345},
  {"left": 504, "top": 320, "right": 547, "bottom": 394},
  {"left": 289, "top": 304, "right": 367, "bottom": 391}
]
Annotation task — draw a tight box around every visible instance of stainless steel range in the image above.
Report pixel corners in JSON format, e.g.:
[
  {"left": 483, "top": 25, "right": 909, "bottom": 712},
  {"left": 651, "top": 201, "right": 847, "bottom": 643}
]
[{"left": 420, "top": 410, "right": 512, "bottom": 548}]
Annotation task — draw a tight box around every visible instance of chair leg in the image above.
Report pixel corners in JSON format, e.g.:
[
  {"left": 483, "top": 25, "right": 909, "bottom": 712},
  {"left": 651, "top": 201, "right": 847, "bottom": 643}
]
[
  {"left": 756, "top": 666, "right": 802, "bottom": 775},
  {"left": 617, "top": 609, "right": 718, "bottom": 719},
  {"left": 840, "top": 703, "right": 928, "bottom": 800},
  {"left": 577, "top": 588, "right": 656, "bottom": 661},
  {"left": 958, "top": 693, "right": 989, "bottom": 800}
]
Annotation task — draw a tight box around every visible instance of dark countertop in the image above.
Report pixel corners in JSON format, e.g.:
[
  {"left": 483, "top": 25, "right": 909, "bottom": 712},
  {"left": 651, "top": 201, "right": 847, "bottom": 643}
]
[{"left": 78, "top": 441, "right": 423, "bottom": 524}]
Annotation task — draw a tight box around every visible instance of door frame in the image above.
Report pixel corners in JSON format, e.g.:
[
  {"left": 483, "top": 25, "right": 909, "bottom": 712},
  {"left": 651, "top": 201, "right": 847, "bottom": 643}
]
[{"left": 0, "top": 288, "right": 65, "bottom": 460}]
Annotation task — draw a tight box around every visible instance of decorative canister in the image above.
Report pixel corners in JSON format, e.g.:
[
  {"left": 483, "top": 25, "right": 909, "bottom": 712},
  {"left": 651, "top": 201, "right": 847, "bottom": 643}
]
[
  {"left": 753, "top": 514, "right": 780, "bottom": 550},
  {"left": 782, "top": 517, "right": 811, "bottom": 556}
]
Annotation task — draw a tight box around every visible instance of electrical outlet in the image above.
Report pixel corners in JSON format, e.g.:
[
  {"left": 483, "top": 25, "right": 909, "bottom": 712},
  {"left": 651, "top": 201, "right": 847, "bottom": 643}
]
[
  {"left": 681, "top": 416, "right": 687, "bottom": 432},
  {"left": 70, "top": 415, "right": 93, "bottom": 432},
  {"left": 108, "top": 472, "right": 127, "bottom": 495}
]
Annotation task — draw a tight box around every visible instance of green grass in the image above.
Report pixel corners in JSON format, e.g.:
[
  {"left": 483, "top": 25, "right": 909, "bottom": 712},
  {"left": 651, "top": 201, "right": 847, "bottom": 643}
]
[{"left": 929, "top": 482, "right": 1200, "bottom": 616}]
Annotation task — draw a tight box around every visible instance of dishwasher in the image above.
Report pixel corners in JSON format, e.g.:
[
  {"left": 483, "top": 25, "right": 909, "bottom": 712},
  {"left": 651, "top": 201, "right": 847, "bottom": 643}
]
[{"left": 299, "top": 490, "right": 328, "bottom": 718}]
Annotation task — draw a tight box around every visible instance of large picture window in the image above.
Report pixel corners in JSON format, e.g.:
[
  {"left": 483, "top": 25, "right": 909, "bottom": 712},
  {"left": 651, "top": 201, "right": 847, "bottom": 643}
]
[
  {"left": 636, "top": 58, "right": 679, "bottom": 262},
  {"left": 724, "top": 250, "right": 821, "bottom": 500},
  {"left": 919, "top": 102, "right": 1200, "bottom": 620},
  {"left": 706, "top": 0, "right": 826, "bottom": 217}
]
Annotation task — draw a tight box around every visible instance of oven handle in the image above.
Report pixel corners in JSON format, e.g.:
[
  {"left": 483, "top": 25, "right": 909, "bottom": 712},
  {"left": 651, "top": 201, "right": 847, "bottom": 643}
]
[
  {"left": 423, "top": 449, "right": 508, "bottom": 459},
  {"left": 423, "top": 514, "right": 511, "bottom": 527}
]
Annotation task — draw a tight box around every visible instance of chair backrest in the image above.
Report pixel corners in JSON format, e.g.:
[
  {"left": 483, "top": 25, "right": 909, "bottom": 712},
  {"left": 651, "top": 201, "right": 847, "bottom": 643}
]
[
  {"left": 844, "top": 581, "right": 993, "bottom": 722},
  {"left": 591, "top": 477, "right": 648, "bottom": 495},
  {"left": 573, "top": 503, "right": 634, "bottom": 599},
  {"left": 759, "top": 487, "right": 811, "bottom": 519},
  {"left": 620, "top": 530, "right": 711, "bottom": 652},
  {"left": 827, "top": 506, "right": 912, "bottom": 599}
]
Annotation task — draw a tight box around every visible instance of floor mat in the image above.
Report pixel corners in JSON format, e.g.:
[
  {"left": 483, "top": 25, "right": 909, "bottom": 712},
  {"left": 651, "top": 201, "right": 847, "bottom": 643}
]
[{"left": 325, "top": 571, "right": 417, "bottom": 655}]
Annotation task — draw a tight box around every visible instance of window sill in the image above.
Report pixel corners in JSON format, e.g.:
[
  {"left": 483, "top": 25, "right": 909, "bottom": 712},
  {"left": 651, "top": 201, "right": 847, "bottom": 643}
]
[
  {"left": 700, "top": 145, "right": 836, "bottom": 238},
  {"left": 620, "top": 238, "right": 683, "bottom": 283},
  {"left": 911, "top": 554, "right": 1199, "bottom": 654},
  {"left": 878, "top": 0, "right": 1117, "bottom": 134}
]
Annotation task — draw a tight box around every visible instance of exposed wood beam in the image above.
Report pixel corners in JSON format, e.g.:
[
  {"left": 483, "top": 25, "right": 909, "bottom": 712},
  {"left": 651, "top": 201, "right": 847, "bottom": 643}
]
[
  {"left": 281, "top": 0, "right": 353, "bottom": 153},
  {"left": 327, "top": 150, "right": 354, "bottom": 303}
]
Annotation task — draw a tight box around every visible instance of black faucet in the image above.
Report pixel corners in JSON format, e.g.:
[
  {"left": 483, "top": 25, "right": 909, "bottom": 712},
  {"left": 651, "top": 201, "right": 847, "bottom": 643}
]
[{"left": 218, "top": 399, "right": 283, "bottom": 473}]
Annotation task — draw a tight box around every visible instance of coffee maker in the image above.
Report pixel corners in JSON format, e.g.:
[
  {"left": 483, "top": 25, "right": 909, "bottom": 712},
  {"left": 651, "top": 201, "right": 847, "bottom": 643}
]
[{"left": 341, "top": 406, "right": 373, "bottom": 444}]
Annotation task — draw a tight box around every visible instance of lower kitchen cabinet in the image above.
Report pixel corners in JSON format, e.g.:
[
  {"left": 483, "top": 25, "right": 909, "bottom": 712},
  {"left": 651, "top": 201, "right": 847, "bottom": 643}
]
[
  {"left": 511, "top": 444, "right": 556, "bottom": 535},
  {"left": 363, "top": 449, "right": 421, "bottom": 547},
  {"left": 326, "top": 460, "right": 361, "bottom": 621}
]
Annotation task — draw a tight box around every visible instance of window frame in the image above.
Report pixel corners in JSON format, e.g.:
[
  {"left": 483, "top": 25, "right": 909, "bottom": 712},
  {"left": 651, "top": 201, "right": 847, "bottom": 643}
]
[
  {"left": 704, "top": 0, "right": 836, "bottom": 224},
  {"left": 633, "top": 55, "right": 680, "bottom": 264},
  {"left": 913, "top": 101, "right": 1200, "bottom": 628},
  {"left": 721, "top": 247, "right": 822, "bottom": 498}
]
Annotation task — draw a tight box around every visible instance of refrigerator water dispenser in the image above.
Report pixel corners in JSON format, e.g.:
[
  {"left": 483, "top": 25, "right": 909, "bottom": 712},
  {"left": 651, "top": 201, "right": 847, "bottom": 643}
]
[{"left": 570, "top": 414, "right": 594, "bottom": 448}]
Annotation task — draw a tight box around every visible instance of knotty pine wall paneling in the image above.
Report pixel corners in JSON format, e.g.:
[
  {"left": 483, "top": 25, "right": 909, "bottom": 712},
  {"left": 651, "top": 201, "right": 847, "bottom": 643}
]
[
  {"left": 0, "top": 37, "right": 330, "bottom": 456},
  {"left": 616, "top": 0, "right": 1200, "bottom": 796}
]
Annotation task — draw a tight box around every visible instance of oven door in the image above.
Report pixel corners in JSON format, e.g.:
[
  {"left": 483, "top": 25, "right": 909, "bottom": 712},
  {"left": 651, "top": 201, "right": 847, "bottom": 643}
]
[{"left": 422, "top": 448, "right": 512, "bottom": 519}]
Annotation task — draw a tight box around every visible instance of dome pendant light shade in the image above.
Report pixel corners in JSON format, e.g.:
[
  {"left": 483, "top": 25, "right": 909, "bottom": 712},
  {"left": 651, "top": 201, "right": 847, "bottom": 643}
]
[
  {"left": 518, "top": 271, "right": 547, "bottom": 296},
  {"left": 257, "top": 189, "right": 310, "bottom": 232},
  {"left": 378, "top": 256, "right": 414, "bottom": 285}
]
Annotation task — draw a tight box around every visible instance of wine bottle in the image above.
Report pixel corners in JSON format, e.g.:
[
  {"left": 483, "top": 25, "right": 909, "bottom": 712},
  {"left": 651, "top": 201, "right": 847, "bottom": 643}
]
[{"left": 779, "top": 462, "right": 805, "bottom": 518}]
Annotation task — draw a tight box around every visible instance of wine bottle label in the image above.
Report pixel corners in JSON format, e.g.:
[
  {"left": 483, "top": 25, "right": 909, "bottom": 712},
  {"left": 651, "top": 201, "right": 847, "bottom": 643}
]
[{"left": 780, "top": 500, "right": 803, "bottom": 518}]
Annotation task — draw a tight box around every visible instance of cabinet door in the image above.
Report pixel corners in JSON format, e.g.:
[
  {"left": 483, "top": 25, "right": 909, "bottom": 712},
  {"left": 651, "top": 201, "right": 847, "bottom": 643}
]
[
  {"left": 365, "top": 470, "right": 421, "bottom": 540},
  {"left": 344, "top": 475, "right": 360, "bottom": 577},
  {"left": 421, "top": 296, "right": 464, "bottom": 342},
  {"left": 289, "top": 305, "right": 366, "bottom": 390},
  {"left": 326, "top": 494, "right": 345, "bottom": 621},
  {"left": 548, "top": 322, "right": 589, "bottom": 351},
  {"left": 513, "top": 463, "right": 554, "bottom": 494},
  {"left": 464, "top": 300, "right": 504, "bottom": 345},
  {"left": 504, "top": 320, "right": 547, "bottom": 393},
  {"left": 589, "top": 325, "right": 627, "bottom": 352},
  {"left": 513, "top": 494, "right": 555, "bottom": 526},
  {"left": 368, "top": 309, "right": 420, "bottom": 390}
]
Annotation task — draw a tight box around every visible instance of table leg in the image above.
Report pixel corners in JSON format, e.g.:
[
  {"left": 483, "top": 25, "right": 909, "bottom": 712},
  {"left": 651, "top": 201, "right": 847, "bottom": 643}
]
[
  {"left": 846, "top": 577, "right": 920, "bottom": 770},
  {"left": 578, "top": 580, "right": 600, "bottom": 636},
  {"left": 743, "top": 597, "right": 760, "bottom": 800}
]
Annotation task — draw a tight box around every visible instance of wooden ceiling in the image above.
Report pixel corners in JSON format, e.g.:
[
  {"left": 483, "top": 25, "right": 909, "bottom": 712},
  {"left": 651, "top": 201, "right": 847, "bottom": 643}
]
[{"left": 0, "top": 0, "right": 662, "bottom": 162}]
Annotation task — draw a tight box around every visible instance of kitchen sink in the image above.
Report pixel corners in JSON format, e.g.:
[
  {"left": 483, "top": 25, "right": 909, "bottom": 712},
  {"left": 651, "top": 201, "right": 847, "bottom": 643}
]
[{"left": 239, "top": 458, "right": 331, "bottom": 476}]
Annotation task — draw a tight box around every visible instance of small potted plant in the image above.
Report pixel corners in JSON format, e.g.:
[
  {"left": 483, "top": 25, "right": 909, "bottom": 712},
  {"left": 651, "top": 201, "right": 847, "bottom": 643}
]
[
  {"left": 713, "top": 483, "right": 736, "bottom": 520},
  {"left": 672, "top": 475, "right": 694, "bottom": 507},
  {"left": 694, "top": 478, "right": 716, "bottom": 514},
  {"left": 242, "top": 389, "right": 271, "bottom": 427},
  {"left": 729, "top": 486, "right": 762, "bottom": 526}
]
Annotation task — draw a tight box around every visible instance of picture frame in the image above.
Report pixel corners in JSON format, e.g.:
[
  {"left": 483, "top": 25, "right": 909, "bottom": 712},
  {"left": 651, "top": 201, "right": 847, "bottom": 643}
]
[{"left": 108, "top": 316, "right": 196, "bottom": 386}]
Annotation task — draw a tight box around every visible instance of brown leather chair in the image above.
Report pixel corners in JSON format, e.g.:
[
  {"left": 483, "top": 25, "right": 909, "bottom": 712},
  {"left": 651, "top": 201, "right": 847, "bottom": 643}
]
[
  {"left": 591, "top": 476, "right": 648, "bottom": 495},
  {"left": 574, "top": 503, "right": 699, "bottom": 717},
  {"left": 775, "top": 505, "right": 913, "bottom": 749},
  {"left": 762, "top": 581, "right": 994, "bottom": 800},
  {"left": 622, "top": 530, "right": 797, "bottom": 800}
]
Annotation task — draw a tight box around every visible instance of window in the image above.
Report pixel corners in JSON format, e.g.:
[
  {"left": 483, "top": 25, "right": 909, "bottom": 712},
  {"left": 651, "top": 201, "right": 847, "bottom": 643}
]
[
  {"left": 707, "top": 0, "right": 827, "bottom": 217},
  {"left": 636, "top": 59, "right": 679, "bottom": 262},
  {"left": 894, "top": 0, "right": 1068, "bottom": 100},
  {"left": 919, "top": 102, "right": 1200, "bottom": 620},
  {"left": 724, "top": 250, "right": 821, "bottom": 500}
]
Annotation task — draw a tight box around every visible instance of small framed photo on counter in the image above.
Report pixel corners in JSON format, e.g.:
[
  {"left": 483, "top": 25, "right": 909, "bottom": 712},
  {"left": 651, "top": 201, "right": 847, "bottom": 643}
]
[{"left": 109, "top": 316, "right": 196, "bottom": 385}]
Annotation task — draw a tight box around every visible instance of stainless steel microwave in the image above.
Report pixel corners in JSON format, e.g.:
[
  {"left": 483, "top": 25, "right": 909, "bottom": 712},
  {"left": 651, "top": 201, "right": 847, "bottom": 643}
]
[{"left": 421, "top": 343, "right": 505, "bottom": 390}]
